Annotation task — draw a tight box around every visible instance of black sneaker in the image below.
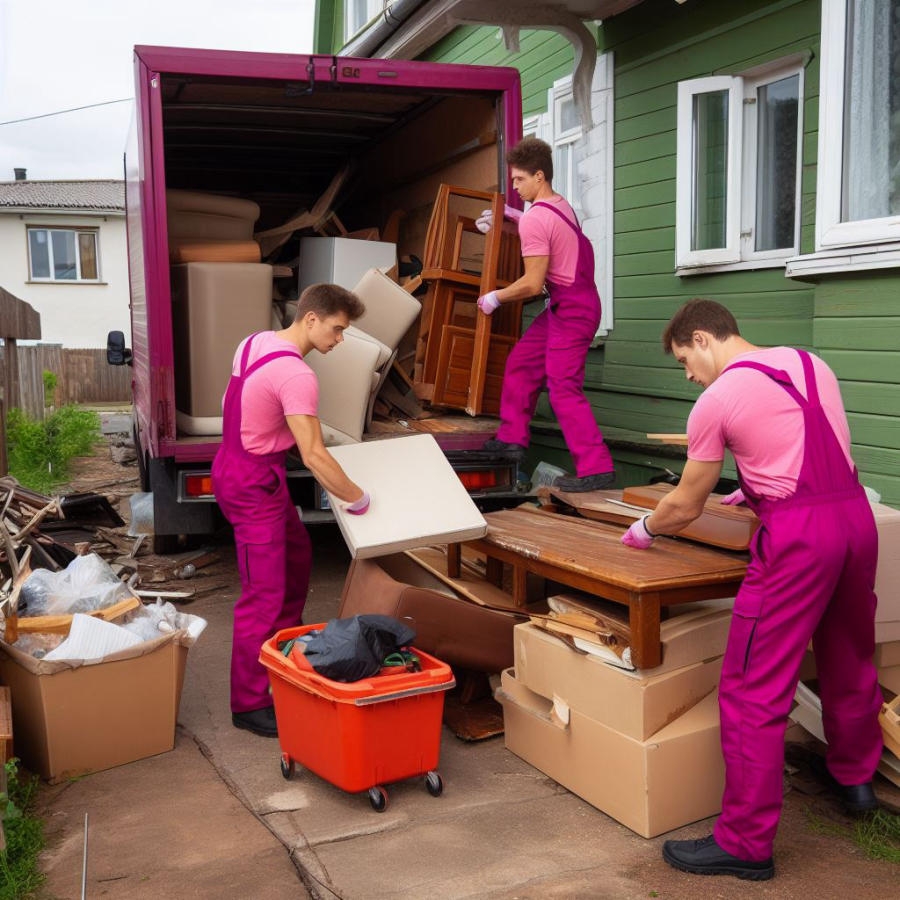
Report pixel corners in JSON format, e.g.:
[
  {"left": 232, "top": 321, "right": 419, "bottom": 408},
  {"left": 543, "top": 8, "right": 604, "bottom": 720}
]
[
  {"left": 809, "top": 753, "right": 879, "bottom": 815},
  {"left": 232, "top": 706, "right": 278, "bottom": 738},
  {"left": 662, "top": 834, "right": 774, "bottom": 881},
  {"left": 481, "top": 438, "right": 526, "bottom": 461},
  {"left": 552, "top": 471, "right": 615, "bottom": 492}
]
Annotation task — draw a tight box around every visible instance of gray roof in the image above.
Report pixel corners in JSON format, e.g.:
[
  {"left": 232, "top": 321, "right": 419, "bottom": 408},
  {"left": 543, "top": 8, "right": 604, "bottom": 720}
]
[{"left": 0, "top": 180, "right": 124, "bottom": 212}]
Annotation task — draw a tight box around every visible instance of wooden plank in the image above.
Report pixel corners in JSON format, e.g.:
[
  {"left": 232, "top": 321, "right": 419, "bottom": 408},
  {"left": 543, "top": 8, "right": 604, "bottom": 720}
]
[{"left": 13, "top": 595, "right": 142, "bottom": 636}]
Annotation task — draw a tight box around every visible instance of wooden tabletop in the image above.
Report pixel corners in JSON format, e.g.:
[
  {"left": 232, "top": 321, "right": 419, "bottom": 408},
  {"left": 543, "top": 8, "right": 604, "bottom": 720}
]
[{"left": 477, "top": 507, "right": 748, "bottom": 595}]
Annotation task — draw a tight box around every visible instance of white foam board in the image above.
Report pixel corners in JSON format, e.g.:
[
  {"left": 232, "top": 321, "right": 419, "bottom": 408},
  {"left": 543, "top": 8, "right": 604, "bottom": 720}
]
[{"left": 325, "top": 434, "right": 487, "bottom": 559}]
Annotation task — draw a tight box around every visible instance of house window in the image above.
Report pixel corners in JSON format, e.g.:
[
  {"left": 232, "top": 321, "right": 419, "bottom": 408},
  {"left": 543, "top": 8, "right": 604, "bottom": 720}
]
[
  {"left": 550, "top": 78, "right": 583, "bottom": 215},
  {"left": 675, "top": 62, "right": 803, "bottom": 270},
  {"left": 815, "top": 0, "right": 900, "bottom": 252},
  {"left": 344, "top": 0, "right": 383, "bottom": 41},
  {"left": 27, "top": 228, "right": 99, "bottom": 282}
]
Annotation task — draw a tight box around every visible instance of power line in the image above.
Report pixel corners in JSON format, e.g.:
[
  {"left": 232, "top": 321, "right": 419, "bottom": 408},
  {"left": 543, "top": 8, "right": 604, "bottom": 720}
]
[{"left": 0, "top": 97, "right": 133, "bottom": 127}]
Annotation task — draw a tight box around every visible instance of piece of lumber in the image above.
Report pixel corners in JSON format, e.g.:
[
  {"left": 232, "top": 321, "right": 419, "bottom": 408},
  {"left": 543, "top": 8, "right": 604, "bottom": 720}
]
[
  {"left": 622, "top": 483, "right": 760, "bottom": 551},
  {"left": 14, "top": 595, "right": 142, "bottom": 636},
  {"left": 647, "top": 433, "right": 689, "bottom": 445}
]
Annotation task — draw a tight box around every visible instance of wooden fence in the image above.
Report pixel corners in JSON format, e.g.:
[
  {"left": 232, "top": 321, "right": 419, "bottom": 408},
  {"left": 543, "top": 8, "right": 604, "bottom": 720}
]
[{"left": 0, "top": 344, "right": 132, "bottom": 418}]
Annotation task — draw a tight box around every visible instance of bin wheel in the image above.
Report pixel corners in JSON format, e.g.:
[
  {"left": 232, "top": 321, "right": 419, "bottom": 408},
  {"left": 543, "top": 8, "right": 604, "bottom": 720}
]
[
  {"left": 368, "top": 786, "right": 389, "bottom": 812},
  {"left": 425, "top": 771, "right": 443, "bottom": 797},
  {"left": 280, "top": 754, "right": 295, "bottom": 780}
]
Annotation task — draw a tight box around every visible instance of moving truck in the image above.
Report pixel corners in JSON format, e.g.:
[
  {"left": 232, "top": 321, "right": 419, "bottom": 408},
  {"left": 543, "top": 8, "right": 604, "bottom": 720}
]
[{"left": 109, "top": 46, "right": 526, "bottom": 546}]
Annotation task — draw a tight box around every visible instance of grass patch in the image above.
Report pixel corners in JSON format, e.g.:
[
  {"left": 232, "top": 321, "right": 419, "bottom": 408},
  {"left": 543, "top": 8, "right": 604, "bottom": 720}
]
[
  {"left": 0, "top": 758, "right": 45, "bottom": 899},
  {"left": 6, "top": 405, "right": 101, "bottom": 494},
  {"left": 806, "top": 806, "right": 900, "bottom": 863}
]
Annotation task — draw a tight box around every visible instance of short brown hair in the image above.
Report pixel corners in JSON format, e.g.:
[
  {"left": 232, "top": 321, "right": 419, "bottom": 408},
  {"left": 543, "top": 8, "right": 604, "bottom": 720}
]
[
  {"left": 294, "top": 282, "right": 365, "bottom": 322},
  {"left": 507, "top": 137, "right": 553, "bottom": 183},
  {"left": 662, "top": 299, "right": 741, "bottom": 353}
]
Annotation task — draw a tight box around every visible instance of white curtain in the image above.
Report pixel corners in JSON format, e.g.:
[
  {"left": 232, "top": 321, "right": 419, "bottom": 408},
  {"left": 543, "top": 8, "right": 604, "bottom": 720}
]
[{"left": 844, "top": 0, "right": 894, "bottom": 221}]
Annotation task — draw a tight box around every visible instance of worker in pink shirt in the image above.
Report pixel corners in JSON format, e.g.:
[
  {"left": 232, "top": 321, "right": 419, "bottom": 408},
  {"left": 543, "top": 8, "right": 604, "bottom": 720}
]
[
  {"left": 212, "top": 283, "right": 370, "bottom": 737},
  {"left": 623, "top": 299, "right": 882, "bottom": 880},
  {"left": 476, "top": 137, "right": 615, "bottom": 492}
]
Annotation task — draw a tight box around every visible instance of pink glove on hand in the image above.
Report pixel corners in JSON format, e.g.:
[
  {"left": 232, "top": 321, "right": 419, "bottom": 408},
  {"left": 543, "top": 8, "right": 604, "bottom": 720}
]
[
  {"left": 345, "top": 490, "right": 370, "bottom": 515},
  {"left": 720, "top": 488, "right": 746, "bottom": 506},
  {"left": 621, "top": 515, "right": 656, "bottom": 549},
  {"left": 474, "top": 205, "right": 524, "bottom": 234},
  {"left": 477, "top": 291, "right": 501, "bottom": 315}
]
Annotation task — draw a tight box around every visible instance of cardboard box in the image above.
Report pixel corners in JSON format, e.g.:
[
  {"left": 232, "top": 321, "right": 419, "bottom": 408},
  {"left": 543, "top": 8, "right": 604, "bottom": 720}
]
[
  {"left": 872, "top": 501, "right": 900, "bottom": 634},
  {"left": 878, "top": 664, "right": 900, "bottom": 696},
  {"left": 0, "top": 631, "right": 193, "bottom": 783},
  {"left": 514, "top": 623, "right": 721, "bottom": 740},
  {"left": 498, "top": 669, "right": 724, "bottom": 839},
  {"left": 874, "top": 641, "right": 900, "bottom": 670}
]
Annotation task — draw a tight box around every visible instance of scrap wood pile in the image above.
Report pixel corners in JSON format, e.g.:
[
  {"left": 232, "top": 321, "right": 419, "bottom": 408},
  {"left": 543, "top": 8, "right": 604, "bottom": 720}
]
[{"left": 0, "top": 477, "right": 224, "bottom": 628}]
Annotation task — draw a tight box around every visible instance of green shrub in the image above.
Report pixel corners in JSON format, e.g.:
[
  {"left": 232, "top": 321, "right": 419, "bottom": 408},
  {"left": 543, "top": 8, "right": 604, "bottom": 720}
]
[
  {"left": 6, "top": 405, "right": 101, "bottom": 493},
  {"left": 0, "top": 758, "right": 45, "bottom": 899},
  {"left": 41, "top": 371, "right": 58, "bottom": 408}
]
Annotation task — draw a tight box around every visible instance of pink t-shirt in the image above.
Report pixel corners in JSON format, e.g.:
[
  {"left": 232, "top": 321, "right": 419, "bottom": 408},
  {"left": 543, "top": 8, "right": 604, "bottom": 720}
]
[
  {"left": 687, "top": 347, "right": 854, "bottom": 500},
  {"left": 518, "top": 195, "right": 579, "bottom": 287},
  {"left": 227, "top": 331, "right": 319, "bottom": 454}
]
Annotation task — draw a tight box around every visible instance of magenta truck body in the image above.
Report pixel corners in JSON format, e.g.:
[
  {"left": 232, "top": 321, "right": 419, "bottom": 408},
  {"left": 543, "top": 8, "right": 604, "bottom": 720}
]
[{"left": 117, "top": 46, "right": 523, "bottom": 540}]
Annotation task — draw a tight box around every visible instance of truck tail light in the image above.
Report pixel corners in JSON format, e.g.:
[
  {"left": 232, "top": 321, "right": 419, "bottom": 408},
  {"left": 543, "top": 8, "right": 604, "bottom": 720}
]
[
  {"left": 184, "top": 473, "right": 214, "bottom": 498},
  {"left": 457, "top": 469, "right": 499, "bottom": 490}
]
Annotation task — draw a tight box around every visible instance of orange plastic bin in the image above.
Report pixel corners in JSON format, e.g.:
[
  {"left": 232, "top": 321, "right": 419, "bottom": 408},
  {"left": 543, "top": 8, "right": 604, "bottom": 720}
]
[{"left": 260, "top": 623, "right": 456, "bottom": 811}]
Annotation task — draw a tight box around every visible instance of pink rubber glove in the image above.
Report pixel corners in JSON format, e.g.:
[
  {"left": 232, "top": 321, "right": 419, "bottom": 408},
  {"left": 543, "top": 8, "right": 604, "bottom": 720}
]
[
  {"left": 474, "top": 205, "right": 524, "bottom": 233},
  {"left": 720, "top": 488, "right": 746, "bottom": 506},
  {"left": 477, "top": 291, "right": 501, "bottom": 315},
  {"left": 345, "top": 490, "right": 370, "bottom": 515},
  {"left": 621, "top": 515, "right": 656, "bottom": 549}
]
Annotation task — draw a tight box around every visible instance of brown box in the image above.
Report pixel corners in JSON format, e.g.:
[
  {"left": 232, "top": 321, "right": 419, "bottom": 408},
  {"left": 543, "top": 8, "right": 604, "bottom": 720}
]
[
  {"left": 878, "top": 664, "right": 900, "bottom": 696},
  {"left": 874, "top": 641, "right": 900, "bottom": 670},
  {"left": 513, "top": 623, "right": 721, "bottom": 740},
  {"left": 872, "top": 502, "right": 900, "bottom": 640},
  {"left": 0, "top": 632, "right": 192, "bottom": 783},
  {"left": 498, "top": 668, "right": 724, "bottom": 838}
]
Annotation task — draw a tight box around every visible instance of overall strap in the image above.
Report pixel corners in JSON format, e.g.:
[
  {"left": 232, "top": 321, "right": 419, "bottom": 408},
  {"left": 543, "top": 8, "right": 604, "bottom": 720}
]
[
  {"left": 243, "top": 350, "right": 302, "bottom": 381},
  {"left": 531, "top": 200, "right": 581, "bottom": 231},
  {"left": 725, "top": 359, "right": 807, "bottom": 408},
  {"left": 238, "top": 333, "right": 259, "bottom": 376}
]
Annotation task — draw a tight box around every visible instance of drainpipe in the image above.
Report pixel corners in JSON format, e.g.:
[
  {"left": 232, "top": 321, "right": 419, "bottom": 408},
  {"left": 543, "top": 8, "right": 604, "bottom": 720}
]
[{"left": 341, "top": 0, "right": 431, "bottom": 58}]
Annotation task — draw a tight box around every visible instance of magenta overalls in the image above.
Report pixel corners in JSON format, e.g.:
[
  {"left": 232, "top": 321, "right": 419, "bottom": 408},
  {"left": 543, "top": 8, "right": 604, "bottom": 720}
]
[
  {"left": 495, "top": 202, "right": 614, "bottom": 477},
  {"left": 713, "top": 350, "right": 883, "bottom": 861},
  {"left": 211, "top": 335, "right": 312, "bottom": 713}
]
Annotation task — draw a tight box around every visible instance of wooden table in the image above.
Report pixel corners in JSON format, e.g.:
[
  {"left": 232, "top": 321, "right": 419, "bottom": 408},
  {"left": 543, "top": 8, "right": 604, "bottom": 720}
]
[{"left": 449, "top": 507, "right": 748, "bottom": 668}]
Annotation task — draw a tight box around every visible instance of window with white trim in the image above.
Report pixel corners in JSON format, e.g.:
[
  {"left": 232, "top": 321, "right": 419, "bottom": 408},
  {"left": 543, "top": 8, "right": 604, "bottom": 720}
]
[
  {"left": 815, "top": 0, "right": 900, "bottom": 252},
  {"left": 675, "top": 61, "right": 803, "bottom": 270},
  {"left": 27, "top": 227, "right": 100, "bottom": 282},
  {"left": 344, "top": 0, "right": 383, "bottom": 41},
  {"left": 550, "top": 78, "right": 583, "bottom": 215}
]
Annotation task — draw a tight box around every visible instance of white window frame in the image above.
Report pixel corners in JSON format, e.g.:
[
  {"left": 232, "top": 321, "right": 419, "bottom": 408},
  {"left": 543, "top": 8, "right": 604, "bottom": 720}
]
[
  {"left": 814, "top": 0, "right": 900, "bottom": 252},
  {"left": 344, "top": 0, "right": 383, "bottom": 42},
  {"left": 26, "top": 227, "right": 101, "bottom": 283},
  {"left": 549, "top": 76, "right": 583, "bottom": 216},
  {"left": 675, "top": 61, "right": 804, "bottom": 273}
]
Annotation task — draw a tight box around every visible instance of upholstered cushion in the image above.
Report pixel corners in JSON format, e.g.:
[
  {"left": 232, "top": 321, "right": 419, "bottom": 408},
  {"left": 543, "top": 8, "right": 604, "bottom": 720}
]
[{"left": 351, "top": 268, "right": 421, "bottom": 351}]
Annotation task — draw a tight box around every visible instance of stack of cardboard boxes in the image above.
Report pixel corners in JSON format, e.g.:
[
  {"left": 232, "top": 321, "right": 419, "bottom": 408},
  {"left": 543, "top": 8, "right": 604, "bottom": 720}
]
[{"left": 498, "top": 598, "right": 733, "bottom": 838}]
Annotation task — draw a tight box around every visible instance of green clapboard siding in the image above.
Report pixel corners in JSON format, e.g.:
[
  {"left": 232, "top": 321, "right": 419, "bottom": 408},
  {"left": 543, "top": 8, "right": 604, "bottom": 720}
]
[{"left": 370, "top": 0, "right": 899, "bottom": 504}]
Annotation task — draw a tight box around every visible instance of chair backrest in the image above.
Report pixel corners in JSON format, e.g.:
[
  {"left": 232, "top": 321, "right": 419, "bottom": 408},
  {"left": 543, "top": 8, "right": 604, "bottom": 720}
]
[{"left": 351, "top": 268, "right": 422, "bottom": 352}]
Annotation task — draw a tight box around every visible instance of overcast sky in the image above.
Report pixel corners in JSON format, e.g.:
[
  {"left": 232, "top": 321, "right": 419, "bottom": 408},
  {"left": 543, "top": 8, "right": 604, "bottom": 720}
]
[{"left": 0, "top": 0, "right": 316, "bottom": 181}]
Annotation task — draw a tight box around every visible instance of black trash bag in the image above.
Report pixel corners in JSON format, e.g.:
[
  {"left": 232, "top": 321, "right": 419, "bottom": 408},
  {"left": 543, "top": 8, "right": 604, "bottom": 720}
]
[{"left": 302, "top": 615, "right": 416, "bottom": 682}]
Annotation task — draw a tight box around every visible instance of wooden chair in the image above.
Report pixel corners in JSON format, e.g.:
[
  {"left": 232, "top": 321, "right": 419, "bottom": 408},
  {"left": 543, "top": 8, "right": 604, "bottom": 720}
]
[{"left": 414, "top": 185, "right": 524, "bottom": 416}]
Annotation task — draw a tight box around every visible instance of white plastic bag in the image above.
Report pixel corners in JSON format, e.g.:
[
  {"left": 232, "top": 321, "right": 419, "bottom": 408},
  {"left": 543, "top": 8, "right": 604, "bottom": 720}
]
[{"left": 19, "top": 553, "right": 133, "bottom": 617}]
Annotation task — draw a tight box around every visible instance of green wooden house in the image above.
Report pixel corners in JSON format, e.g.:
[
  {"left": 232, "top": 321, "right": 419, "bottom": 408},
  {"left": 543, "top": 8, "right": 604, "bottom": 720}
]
[{"left": 315, "top": 0, "right": 900, "bottom": 506}]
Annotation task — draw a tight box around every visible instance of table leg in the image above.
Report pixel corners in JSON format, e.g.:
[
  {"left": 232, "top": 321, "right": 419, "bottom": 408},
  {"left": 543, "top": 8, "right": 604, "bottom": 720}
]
[
  {"left": 628, "top": 592, "right": 662, "bottom": 669},
  {"left": 512, "top": 566, "right": 528, "bottom": 607},
  {"left": 486, "top": 556, "right": 503, "bottom": 587},
  {"left": 447, "top": 543, "right": 461, "bottom": 578}
]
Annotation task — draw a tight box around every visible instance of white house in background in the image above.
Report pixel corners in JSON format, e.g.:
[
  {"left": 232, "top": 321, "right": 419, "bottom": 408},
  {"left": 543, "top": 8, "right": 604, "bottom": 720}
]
[{"left": 0, "top": 176, "right": 129, "bottom": 347}]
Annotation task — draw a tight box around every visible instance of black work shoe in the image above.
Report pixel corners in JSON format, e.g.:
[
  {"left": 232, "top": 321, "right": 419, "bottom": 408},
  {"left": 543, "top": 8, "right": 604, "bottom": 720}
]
[
  {"left": 809, "top": 754, "right": 879, "bottom": 815},
  {"left": 481, "top": 438, "right": 526, "bottom": 461},
  {"left": 232, "top": 706, "right": 278, "bottom": 738},
  {"left": 552, "top": 471, "right": 616, "bottom": 492},
  {"left": 662, "top": 834, "right": 774, "bottom": 881}
]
